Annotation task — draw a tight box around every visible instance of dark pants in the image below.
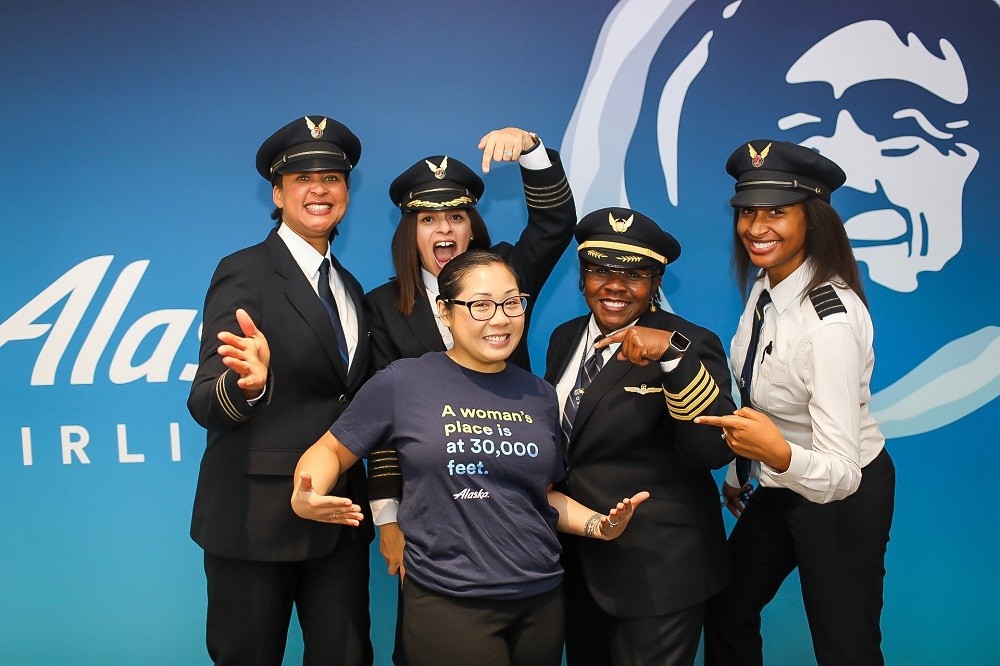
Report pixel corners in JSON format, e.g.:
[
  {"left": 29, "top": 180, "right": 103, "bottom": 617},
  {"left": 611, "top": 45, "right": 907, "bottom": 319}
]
[
  {"left": 563, "top": 550, "right": 705, "bottom": 666},
  {"left": 704, "top": 448, "right": 895, "bottom": 665},
  {"left": 204, "top": 532, "right": 373, "bottom": 666},
  {"left": 401, "top": 577, "right": 564, "bottom": 666}
]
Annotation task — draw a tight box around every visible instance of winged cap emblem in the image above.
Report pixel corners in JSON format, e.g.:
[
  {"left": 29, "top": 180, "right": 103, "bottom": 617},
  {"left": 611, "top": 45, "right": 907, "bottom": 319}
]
[
  {"left": 749, "top": 142, "right": 771, "bottom": 168},
  {"left": 305, "top": 116, "right": 327, "bottom": 139},
  {"left": 425, "top": 156, "right": 448, "bottom": 179},
  {"left": 608, "top": 212, "right": 634, "bottom": 233}
]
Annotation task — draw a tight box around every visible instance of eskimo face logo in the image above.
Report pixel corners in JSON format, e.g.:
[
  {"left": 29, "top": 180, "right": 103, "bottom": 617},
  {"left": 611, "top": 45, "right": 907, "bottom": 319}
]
[
  {"left": 608, "top": 212, "right": 634, "bottom": 233},
  {"left": 425, "top": 156, "right": 449, "bottom": 180},
  {"left": 749, "top": 142, "right": 771, "bottom": 168},
  {"left": 562, "top": 0, "right": 998, "bottom": 440},
  {"left": 304, "top": 116, "right": 327, "bottom": 139}
]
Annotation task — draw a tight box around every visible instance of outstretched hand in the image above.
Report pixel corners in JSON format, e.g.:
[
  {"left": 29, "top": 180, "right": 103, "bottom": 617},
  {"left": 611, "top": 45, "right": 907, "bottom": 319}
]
[
  {"left": 478, "top": 127, "right": 538, "bottom": 173},
  {"left": 218, "top": 308, "right": 271, "bottom": 397},
  {"left": 596, "top": 491, "right": 650, "bottom": 540},
  {"left": 290, "top": 472, "right": 365, "bottom": 526}
]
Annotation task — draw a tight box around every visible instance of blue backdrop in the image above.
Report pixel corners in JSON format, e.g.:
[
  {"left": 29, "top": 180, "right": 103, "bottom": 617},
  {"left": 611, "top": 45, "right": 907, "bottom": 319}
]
[{"left": 2, "top": 1, "right": 997, "bottom": 663}]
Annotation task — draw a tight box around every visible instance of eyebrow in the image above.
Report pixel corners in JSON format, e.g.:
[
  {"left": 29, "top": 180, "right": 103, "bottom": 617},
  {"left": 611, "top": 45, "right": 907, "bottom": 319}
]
[
  {"left": 777, "top": 112, "right": 823, "bottom": 130},
  {"left": 893, "top": 108, "right": 958, "bottom": 140}
]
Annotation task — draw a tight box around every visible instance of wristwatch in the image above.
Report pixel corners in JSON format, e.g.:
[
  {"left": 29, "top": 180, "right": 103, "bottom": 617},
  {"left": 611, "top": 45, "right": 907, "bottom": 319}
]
[
  {"left": 523, "top": 131, "right": 541, "bottom": 154},
  {"left": 659, "top": 331, "right": 691, "bottom": 363}
]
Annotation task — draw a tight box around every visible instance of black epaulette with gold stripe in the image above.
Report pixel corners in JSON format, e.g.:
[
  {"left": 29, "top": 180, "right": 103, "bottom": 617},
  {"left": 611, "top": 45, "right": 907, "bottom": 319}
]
[{"left": 808, "top": 285, "right": 847, "bottom": 319}]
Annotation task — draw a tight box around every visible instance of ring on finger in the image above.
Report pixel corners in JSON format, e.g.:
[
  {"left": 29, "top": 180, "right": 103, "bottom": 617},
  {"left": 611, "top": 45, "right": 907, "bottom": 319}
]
[
  {"left": 502, "top": 149, "right": 513, "bottom": 157},
  {"left": 608, "top": 517, "right": 620, "bottom": 528}
]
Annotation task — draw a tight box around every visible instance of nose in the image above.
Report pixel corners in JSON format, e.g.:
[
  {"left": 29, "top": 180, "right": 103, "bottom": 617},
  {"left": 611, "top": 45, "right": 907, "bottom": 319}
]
[
  {"left": 487, "top": 304, "right": 512, "bottom": 324},
  {"left": 436, "top": 218, "right": 453, "bottom": 233},
  {"left": 745, "top": 210, "right": 769, "bottom": 235}
]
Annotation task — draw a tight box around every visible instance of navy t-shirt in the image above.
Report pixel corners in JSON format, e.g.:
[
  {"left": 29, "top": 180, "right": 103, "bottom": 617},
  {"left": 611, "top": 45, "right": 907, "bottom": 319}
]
[{"left": 332, "top": 352, "right": 565, "bottom": 600}]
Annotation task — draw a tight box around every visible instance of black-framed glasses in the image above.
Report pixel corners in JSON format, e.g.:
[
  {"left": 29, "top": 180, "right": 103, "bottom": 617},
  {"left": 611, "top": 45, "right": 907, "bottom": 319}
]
[
  {"left": 443, "top": 295, "right": 530, "bottom": 321},
  {"left": 582, "top": 265, "right": 657, "bottom": 287}
]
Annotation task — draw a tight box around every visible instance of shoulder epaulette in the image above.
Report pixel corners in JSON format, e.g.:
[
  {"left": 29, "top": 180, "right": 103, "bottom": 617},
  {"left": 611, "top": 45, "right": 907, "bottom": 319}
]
[{"left": 808, "top": 284, "right": 847, "bottom": 319}]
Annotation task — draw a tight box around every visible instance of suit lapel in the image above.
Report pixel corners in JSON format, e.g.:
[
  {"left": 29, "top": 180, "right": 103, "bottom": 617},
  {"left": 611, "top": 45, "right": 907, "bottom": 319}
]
[
  {"left": 330, "top": 253, "right": 368, "bottom": 388},
  {"left": 265, "top": 231, "right": 347, "bottom": 380},
  {"left": 407, "top": 296, "right": 448, "bottom": 354},
  {"left": 545, "top": 317, "right": 587, "bottom": 384}
]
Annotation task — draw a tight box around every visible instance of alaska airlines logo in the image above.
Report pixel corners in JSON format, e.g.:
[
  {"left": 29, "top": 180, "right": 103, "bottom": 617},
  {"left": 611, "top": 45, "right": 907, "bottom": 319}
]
[
  {"left": 453, "top": 488, "right": 490, "bottom": 500},
  {"left": 0, "top": 256, "right": 198, "bottom": 385}
]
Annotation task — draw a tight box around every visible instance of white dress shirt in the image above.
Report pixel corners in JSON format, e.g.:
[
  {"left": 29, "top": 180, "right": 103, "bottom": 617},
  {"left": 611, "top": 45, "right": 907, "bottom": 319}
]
[
  {"left": 277, "top": 223, "right": 359, "bottom": 368},
  {"left": 725, "top": 259, "right": 885, "bottom": 503}
]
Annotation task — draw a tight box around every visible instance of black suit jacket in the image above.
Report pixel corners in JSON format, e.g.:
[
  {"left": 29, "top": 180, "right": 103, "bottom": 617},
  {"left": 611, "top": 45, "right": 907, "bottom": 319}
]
[
  {"left": 188, "top": 228, "right": 374, "bottom": 562},
  {"left": 546, "top": 309, "right": 734, "bottom": 617},
  {"left": 364, "top": 149, "right": 576, "bottom": 500}
]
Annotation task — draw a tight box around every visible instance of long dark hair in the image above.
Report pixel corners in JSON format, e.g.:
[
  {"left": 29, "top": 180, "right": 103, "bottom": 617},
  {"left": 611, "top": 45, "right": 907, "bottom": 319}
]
[
  {"left": 390, "top": 208, "right": 492, "bottom": 314},
  {"left": 731, "top": 197, "right": 867, "bottom": 307}
]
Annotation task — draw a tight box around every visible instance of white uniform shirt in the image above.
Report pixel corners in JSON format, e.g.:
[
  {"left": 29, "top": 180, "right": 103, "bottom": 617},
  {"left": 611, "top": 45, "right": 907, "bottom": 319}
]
[
  {"left": 725, "top": 259, "right": 885, "bottom": 503},
  {"left": 277, "top": 223, "right": 359, "bottom": 368}
]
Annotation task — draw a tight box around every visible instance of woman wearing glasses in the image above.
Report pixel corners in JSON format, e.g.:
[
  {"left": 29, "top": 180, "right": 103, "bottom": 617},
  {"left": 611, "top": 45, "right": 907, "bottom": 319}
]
[
  {"left": 544, "top": 208, "right": 735, "bottom": 665},
  {"left": 293, "top": 251, "right": 647, "bottom": 666},
  {"left": 363, "top": 127, "right": 576, "bottom": 664}
]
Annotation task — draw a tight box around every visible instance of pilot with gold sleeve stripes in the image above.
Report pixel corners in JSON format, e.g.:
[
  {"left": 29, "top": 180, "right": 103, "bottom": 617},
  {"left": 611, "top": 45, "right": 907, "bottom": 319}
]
[{"left": 544, "top": 207, "right": 736, "bottom": 666}]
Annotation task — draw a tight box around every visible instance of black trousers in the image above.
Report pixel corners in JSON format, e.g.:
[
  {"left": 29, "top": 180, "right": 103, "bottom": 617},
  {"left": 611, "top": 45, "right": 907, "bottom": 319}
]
[
  {"left": 562, "top": 545, "right": 705, "bottom": 666},
  {"left": 401, "top": 577, "right": 564, "bottom": 666},
  {"left": 203, "top": 531, "right": 373, "bottom": 666},
  {"left": 704, "top": 448, "right": 895, "bottom": 665}
]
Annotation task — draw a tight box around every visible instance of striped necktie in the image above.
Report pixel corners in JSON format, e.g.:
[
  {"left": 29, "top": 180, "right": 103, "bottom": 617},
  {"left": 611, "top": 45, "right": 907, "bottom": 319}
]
[{"left": 561, "top": 335, "right": 605, "bottom": 445}]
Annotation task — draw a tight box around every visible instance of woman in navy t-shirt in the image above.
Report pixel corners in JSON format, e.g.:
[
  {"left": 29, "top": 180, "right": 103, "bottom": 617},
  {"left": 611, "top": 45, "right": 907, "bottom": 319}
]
[{"left": 293, "top": 250, "right": 648, "bottom": 666}]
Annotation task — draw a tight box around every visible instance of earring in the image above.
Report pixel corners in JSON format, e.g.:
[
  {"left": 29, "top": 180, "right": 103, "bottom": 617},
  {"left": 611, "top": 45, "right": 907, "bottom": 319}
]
[{"left": 649, "top": 301, "right": 657, "bottom": 312}]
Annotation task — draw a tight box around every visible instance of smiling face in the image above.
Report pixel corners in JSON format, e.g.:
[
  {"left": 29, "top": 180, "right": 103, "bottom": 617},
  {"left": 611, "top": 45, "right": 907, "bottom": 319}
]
[
  {"left": 582, "top": 262, "right": 662, "bottom": 334},
  {"left": 438, "top": 262, "right": 523, "bottom": 373},
  {"left": 736, "top": 203, "right": 809, "bottom": 286},
  {"left": 415, "top": 209, "right": 474, "bottom": 276},
  {"left": 272, "top": 171, "right": 349, "bottom": 254}
]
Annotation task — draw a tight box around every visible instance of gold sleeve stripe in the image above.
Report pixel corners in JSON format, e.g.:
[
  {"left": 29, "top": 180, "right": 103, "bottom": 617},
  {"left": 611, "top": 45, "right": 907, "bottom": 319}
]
[
  {"left": 216, "top": 370, "right": 249, "bottom": 422},
  {"left": 664, "top": 362, "right": 720, "bottom": 421},
  {"left": 524, "top": 178, "right": 573, "bottom": 209}
]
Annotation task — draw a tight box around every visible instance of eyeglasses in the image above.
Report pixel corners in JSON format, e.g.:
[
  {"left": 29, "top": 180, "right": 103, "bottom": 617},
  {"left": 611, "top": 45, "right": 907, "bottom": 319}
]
[
  {"left": 443, "top": 295, "right": 530, "bottom": 321},
  {"left": 582, "top": 265, "right": 657, "bottom": 287}
]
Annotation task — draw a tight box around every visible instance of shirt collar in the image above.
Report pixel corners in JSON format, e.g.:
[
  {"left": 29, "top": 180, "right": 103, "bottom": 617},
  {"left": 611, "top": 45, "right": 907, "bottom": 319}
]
[
  {"left": 277, "top": 223, "right": 330, "bottom": 277},
  {"left": 765, "top": 258, "right": 814, "bottom": 315},
  {"left": 421, "top": 267, "right": 439, "bottom": 296}
]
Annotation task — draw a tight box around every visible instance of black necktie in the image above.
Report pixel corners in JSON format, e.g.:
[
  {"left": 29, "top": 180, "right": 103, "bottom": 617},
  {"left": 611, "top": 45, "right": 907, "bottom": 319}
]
[
  {"left": 561, "top": 335, "right": 605, "bottom": 445},
  {"left": 735, "top": 289, "right": 772, "bottom": 486},
  {"left": 318, "top": 258, "right": 350, "bottom": 371}
]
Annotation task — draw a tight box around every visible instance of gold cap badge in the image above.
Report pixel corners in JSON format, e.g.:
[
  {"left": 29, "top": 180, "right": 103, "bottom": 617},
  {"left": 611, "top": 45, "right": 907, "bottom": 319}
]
[
  {"left": 608, "top": 212, "right": 634, "bottom": 233},
  {"left": 749, "top": 142, "right": 771, "bottom": 168},
  {"left": 425, "top": 156, "right": 448, "bottom": 180},
  {"left": 305, "top": 116, "right": 327, "bottom": 139}
]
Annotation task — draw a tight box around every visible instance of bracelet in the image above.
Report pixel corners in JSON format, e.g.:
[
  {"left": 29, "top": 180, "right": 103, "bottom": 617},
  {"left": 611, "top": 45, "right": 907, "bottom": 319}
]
[{"left": 584, "top": 513, "right": 602, "bottom": 538}]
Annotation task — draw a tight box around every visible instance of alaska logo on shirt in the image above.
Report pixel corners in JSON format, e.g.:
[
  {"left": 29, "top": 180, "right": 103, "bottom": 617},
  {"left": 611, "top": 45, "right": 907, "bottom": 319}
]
[{"left": 453, "top": 488, "right": 490, "bottom": 500}]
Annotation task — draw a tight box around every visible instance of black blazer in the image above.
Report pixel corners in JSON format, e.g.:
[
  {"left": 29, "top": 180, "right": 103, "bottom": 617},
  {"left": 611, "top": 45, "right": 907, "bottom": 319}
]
[
  {"left": 545, "top": 309, "right": 735, "bottom": 617},
  {"left": 188, "top": 228, "right": 374, "bottom": 561},
  {"left": 364, "top": 149, "right": 576, "bottom": 501}
]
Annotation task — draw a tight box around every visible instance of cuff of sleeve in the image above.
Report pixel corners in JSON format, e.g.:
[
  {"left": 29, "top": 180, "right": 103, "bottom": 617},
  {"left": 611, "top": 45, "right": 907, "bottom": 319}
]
[
  {"left": 725, "top": 462, "right": 739, "bottom": 488},
  {"left": 658, "top": 358, "right": 682, "bottom": 373},
  {"left": 217, "top": 369, "right": 252, "bottom": 422},
  {"left": 371, "top": 498, "right": 400, "bottom": 525},
  {"left": 663, "top": 359, "right": 721, "bottom": 421},
  {"left": 246, "top": 383, "right": 267, "bottom": 406},
  {"left": 763, "top": 441, "right": 805, "bottom": 481},
  {"left": 518, "top": 137, "right": 550, "bottom": 169}
]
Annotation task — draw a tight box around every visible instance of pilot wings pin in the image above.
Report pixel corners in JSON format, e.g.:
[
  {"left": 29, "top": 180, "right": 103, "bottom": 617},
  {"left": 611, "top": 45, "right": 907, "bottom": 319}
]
[{"left": 624, "top": 383, "right": 663, "bottom": 395}]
